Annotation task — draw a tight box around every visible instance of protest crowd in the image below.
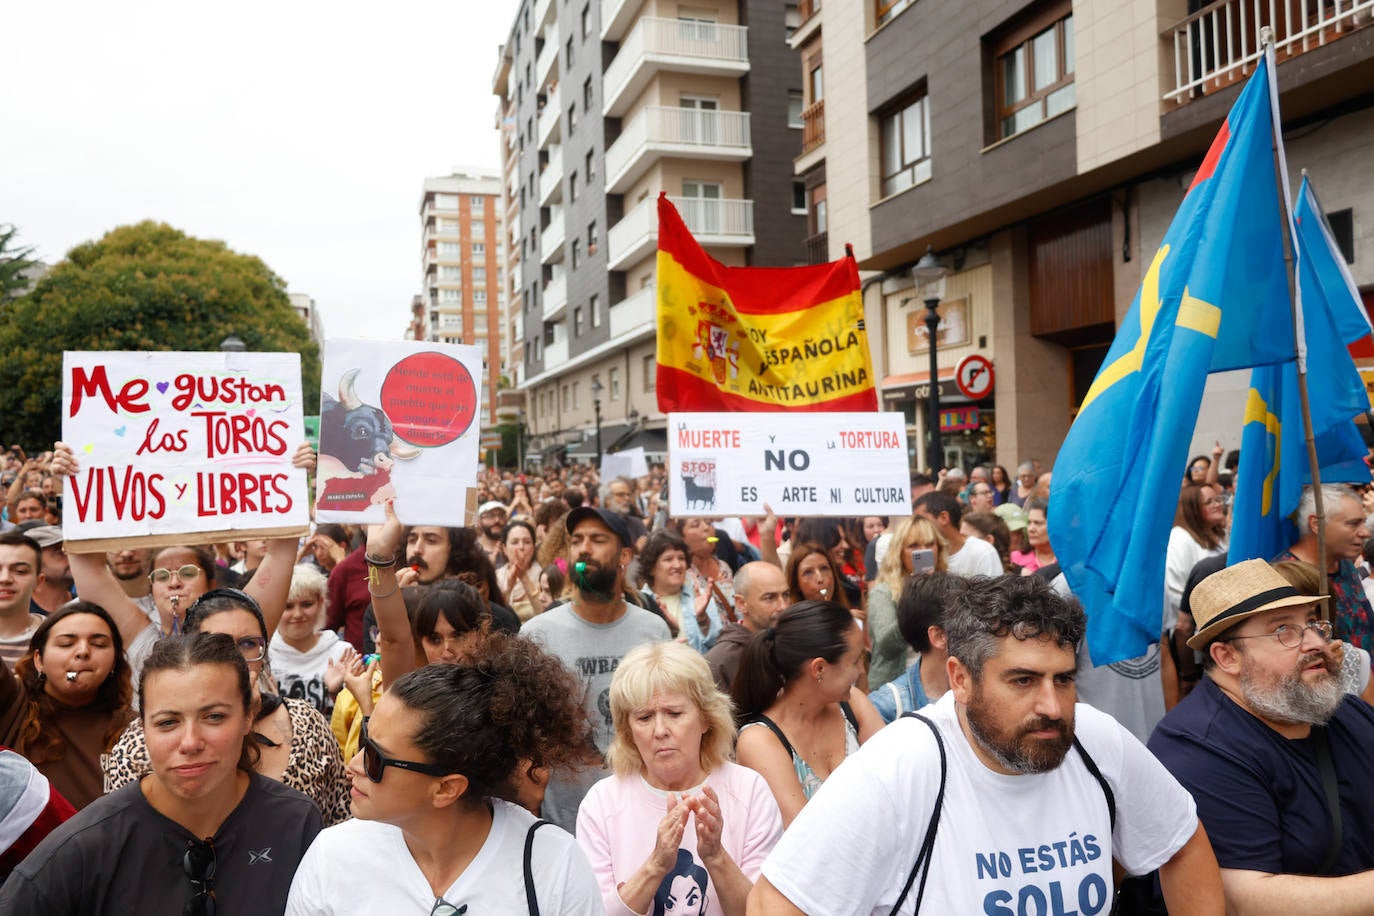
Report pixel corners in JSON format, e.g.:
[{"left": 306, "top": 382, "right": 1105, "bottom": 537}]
[{"left": 0, "top": 423, "right": 1373, "bottom": 916}]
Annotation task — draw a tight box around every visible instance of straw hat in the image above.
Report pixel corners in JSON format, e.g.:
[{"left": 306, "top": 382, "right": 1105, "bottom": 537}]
[{"left": 1186, "top": 559, "right": 1324, "bottom": 650}]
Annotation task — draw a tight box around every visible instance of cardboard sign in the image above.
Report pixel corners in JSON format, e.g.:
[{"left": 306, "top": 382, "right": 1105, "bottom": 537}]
[
  {"left": 315, "top": 339, "right": 483, "bottom": 526},
  {"left": 601, "top": 447, "right": 650, "bottom": 482},
  {"left": 61, "top": 351, "right": 310, "bottom": 552},
  {"left": 668, "top": 412, "right": 910, "bottom": 517}
]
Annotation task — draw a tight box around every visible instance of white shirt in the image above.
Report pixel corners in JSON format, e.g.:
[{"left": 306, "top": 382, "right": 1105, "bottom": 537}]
[
  {"left": 946, "top": 534, "right": 1004, "bottom": 577},
  {"left": 285, "top": 799, "right": 603, "bottom": 915},
  {"left": 760, "top": 693, "right": 1197, "bottom": 915}
]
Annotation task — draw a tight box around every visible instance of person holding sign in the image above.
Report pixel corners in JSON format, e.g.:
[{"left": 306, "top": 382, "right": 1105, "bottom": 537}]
[{"left": 51, "top": 440, "right": 317, "bottom": 685}]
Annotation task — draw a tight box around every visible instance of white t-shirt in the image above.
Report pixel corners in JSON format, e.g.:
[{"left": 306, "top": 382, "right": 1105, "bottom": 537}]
[
  {"left": 284, "top": 799, "right": 603, "bottom": 915},
  {"left": 946, "top": 534, "right": 1003, "bottom": 577},
  {"left": 270, "top": 630, "right": 350, "bottom": 711},
  {"left": 760, "top": 693, "right": 1197, "bottom": 915}
]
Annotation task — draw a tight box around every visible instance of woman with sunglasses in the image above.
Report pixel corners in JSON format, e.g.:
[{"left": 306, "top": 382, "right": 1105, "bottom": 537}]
[
  {"left": 52, "top": 440, "right": 316, "bottom": 684},
  {"left": 285, "top": 632, "right": 603, "bottom": 915},
  {"left": 0, "top": 632, "right": 322, "bottom": 914},
  {"left": 0, "top": 603, "right": 134, "bottom": 809},
  {"left": 102, "top": 588, "right": 352, "bottom": 825}
]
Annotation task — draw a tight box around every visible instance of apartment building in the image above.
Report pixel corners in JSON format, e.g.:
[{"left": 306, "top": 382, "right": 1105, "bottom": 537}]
[
  {"left": 418, "top": 170, "right": 506, "bottom": 426},
  {"left": 287, "top": 292, "right": 325, "bottom": 348},
  {"left": 797, "top": 0, "right": 1374, "bottom": 471},
  {"left": 493, "top": 0, "right": 807, "bottom": 466}
]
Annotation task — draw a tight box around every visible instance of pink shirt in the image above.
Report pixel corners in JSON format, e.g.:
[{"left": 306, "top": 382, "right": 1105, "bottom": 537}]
[{"left": 576, "top": 762, "right": 783, "bottom": 915}]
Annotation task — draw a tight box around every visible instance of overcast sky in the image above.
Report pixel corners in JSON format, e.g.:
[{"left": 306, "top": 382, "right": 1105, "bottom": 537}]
[{"left": 4, "top": 0, "right": 514, "bottom": 340}]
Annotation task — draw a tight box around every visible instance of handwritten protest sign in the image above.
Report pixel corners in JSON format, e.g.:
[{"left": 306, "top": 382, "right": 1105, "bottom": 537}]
[
  {"left": 667, "top": 412, "right": 910, "bottom": 518},
  {"left": 315, "top": 339, "right": 482, "bottom": 526},
  {"left": 600, "top": 447, "right": 650, "bottom": 483},
  {"left": 61, "top": 351, "right": 310, "bottom": 552}
]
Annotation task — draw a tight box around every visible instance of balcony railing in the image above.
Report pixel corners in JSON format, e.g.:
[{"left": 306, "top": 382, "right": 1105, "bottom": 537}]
[
  {"left": 604, "top": 106, "right": 752, "bottom": 192},
  {"left": 801, "top": 99, "right": 825, "bottom": 154},
  {"left": 539, "top": 147, "right": 564, "bottom": 205},
  {"left": 607, "top": 195, "right": 754, "bottom": 270},
  {"left": 600, "top": 0, "right": 646, "bottom": 42},
  {"left": 804, "top": 231, "right": 829, "bottom": 265},
  {"left": 543, "top": 271, "right": 568, "bottom": 322},
  {"left": 536, "top": 34, "right": 558, "bottom": 91},
  {"left": 1163, "top": 0, "right": 1374, "bottom": 103},
  {"left": 537, "top": 85, "right": 561, "bottom": 147},
  {"left": 541, "top": 211, "right": 566, "bottom": 263},
  {"left": 603, "top": 17, "right": 750, "bottom": 116},
  {"left": 610, "top": 283, "right": 656, "bottom": 339}
]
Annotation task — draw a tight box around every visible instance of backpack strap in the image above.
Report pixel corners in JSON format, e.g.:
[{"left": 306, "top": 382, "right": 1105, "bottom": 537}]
[
  {"left": 1073, "top": 736, "right": 1116, "bottom": 830},
  {"left": 839, "top": 701, "right": 859, "bottom": 734},
  {"left": 890, "top": 713, "right": 947, "bottom": 914},
  {"left": 886, "top": 682, "right": 905, "bottom": 719},
  {"left": 1313, "top": 725, "right": 1344, "bottom": 876},
  {"left": 524, "top": 818, "right": 551, "bottom": 915},
  {"left": 747, "top": 713, "right": 797, "bottom": 760}
]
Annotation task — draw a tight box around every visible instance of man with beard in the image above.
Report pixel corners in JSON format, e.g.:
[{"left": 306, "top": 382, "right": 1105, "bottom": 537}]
[
  {"left": 520, "top": 506, "right": 670, "bottom": 833},
  {"left": 1149, "top": 559, "right": 1374, "bottom": 913},
  {"left": 1276, "top": 484, "right": 1374, "bottom": 652},
  {"left": 750, "top": 575, "right": 1221, "bottom": 915},
  {"left": 24, "top": 526, "right": 73, "bottom": 615},
  {"left": 475, "top": 501, "right": 509, "bottom": 569}
]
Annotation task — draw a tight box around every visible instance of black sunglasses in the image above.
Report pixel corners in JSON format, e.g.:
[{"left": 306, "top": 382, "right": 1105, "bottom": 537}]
[
  {"left": 361, "top": 735, "right": 451, "bottom": 783},
  {"left": 183, "top": 837, "right": 216, "bottom": 916}
]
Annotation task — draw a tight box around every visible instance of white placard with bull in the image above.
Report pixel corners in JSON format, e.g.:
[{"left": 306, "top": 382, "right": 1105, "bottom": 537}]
[
  {"left": 315, "top": 339, "right": 483, "bottom": 526},
  {"left": 667, "top": 411, "right": 910, "bottom": 518},
  {"left": 61, "top": 350, "right": 311, "bottom": 553}
]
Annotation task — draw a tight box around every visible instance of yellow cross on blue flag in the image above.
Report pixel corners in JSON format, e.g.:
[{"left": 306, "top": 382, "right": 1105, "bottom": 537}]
[
  {"left": 1049, "top": 56, "right": 1294, "bottom": 666},
  {"left": 1228, "top": 175, "right": 1373, "bottom": 565}
]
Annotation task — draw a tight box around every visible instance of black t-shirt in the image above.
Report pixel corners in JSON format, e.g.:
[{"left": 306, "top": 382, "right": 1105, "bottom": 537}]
[
  {"left": 1148, "top": 676, "right": 1374, "bottom": 876},
  {"left": 0, "top": 772, "right": 323, "bottom": 915}
]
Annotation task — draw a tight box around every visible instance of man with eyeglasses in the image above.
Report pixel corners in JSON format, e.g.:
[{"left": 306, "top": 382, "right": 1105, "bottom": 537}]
[
  {"left": 705, "top": 561, "right": 790, "bottom": 693},
  {"left": 1149, "top": 559, "right": 1374, "bottom": 913},
  {"left": 1276, "top": 484, "right": 1374, "bottom": 653}
]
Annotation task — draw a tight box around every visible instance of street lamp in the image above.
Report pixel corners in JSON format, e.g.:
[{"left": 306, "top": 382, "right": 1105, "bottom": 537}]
[
  {"left": 912, "top": 246, "right": 950, "bottom": 474},
  {"left": 219, "top": 334, "right": 246, "bottom": 352},
  {"left": 590, "top": 377, "right": 604, "bottom": 469}
]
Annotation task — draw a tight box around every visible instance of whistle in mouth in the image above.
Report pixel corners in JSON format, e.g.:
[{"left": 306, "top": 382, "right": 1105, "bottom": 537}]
[
  {"left": 574, "top": 561, "right": 588, "bottom": 574},
  {"left": 66, "top": 671, "right": 78, "bottom": 682}
]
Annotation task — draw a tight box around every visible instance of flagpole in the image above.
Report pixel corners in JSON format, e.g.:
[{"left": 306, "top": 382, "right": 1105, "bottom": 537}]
[{"left": 1262, "top": 30, "right": 1329, "bottom": 600}]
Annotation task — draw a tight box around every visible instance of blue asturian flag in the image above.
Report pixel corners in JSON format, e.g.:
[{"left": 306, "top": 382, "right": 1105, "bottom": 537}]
[
  {"left": 1228, "top": 176, "right": 1372, "bottom": 564},
  {"left": 1049, "top": 56, "right": 1293, "bottom": 666}
]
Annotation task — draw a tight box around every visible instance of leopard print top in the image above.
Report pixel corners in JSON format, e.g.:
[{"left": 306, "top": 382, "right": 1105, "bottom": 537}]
[{"left": 102, "top": 696, "right": 352, "bottom": 826}]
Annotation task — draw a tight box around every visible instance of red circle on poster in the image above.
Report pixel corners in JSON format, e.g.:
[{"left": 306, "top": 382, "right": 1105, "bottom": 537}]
[
  {"left": 955, "top": 354, "right": 995, "bottom": 400},
  {"left": 379, "top": 352, "right": 478, "bottom": 447}
]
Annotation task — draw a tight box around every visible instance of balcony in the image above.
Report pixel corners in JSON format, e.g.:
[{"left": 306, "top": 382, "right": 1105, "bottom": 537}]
[
  {"left": 541, "top": 210, "right": 566, "bottom": 264},
  {"left": 610, "top": 283, "right": 656, "bottom": 338},
  {"left": 603, "top": 18, "right": 750, "bottom": 117},
  {"left": 604, "top": 106, "right": 752, "bottom": 193},
  {"left": 607, "top": 195, "right": 754, "bottom": 271},
  {"left": 537, "top": 85, "right": 562, "bottom": 148},
  {"left": 543, "top": 271, "right": 568, "bottom": 322},
  {"left": 544, "top": 331, "right": 569, "bottom": 368},
  {"left": 789, "top": 0, "right": 822, "bottom": 49},
  {"left": 1163, "top": 0, "right": 1374, "bottom": 104},
  {"left": 539, "top": 147, "right": 564, "bottom": 205},
  {"left": 536, "top": 34, "right": 558, "bottom": 92},
  {"left": 601, "top": 0, "right": 646, "bottom": 42},
  {"left": 804, "top": 231, "right": 829, "bottom": 265},
  {"left": 801, "top": 99, "right": 825, "bottom": 154}
]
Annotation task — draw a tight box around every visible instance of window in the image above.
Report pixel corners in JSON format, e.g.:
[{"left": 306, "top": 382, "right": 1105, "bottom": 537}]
[
  {"left": 433, "top": 193, "right": 459, "bottom": 210},
  {"left": 438, "top": 218, "right": 460, "bottom": 233},
  {"left": 590, "top": 293, "right": 601, "bottom": 327},
  {"left": 438, "top": 241, "right": 460, "bottom": 257},
  {"left": 681, "top": 181, "right": 723, "bottom": 233},
  {"left": 787, "top": 90, "right": 804, "bottom": 128},
  {"left": 474, "top": 290, "right": 487, "bottom": 304},
  {"left": 877, "top": 0, "right": 915, "bottom": 27},
  {"left": 439, "top": 265, "right": 462, "bottom": 281},
  {"left": 561, "top": 384, "right": 569, "bottom": 410},
  {"left": 609, "top": 367, "right": 621, "bottom": 400},
  {"left": 573, "top": 381, "right": 580, "bottom": 409},
  {"left": 880, "top": 91, "right": 932, "bottom": 197},
  {"left": 565, "top": 36, "right": 575, "bottom": 67},
  {"left": 785, "top": 4, "right": 800, "bottom": 39},
  {"left": 996, "top": 9, "right": 1074, "bottom": 140},
  {"left": 568, "top": 103, "right": 578, "bottom": 132},
  {"left": 569, "top": 170, "right": 579, "bottom": 201},
  {"left": 440, "top": 288, "right": 461, "bottom": 303},
  {"left": 814, "top": 198, "right": 828, "bottom": 234},
  {"left": 581, "top": 3, "right": 591, "bottom": 38},
  {"left": 574, "top": 306, "right": 584, "bottom": 335},
  {"left": 473, "top": 267, "right": 487, "bottom": 282},
  {"left": 440, "top": 314, "right": 462, "bottom": 329},
  {"left": 643, "top": 354, "right": 656, "bottom": 391},
  {"left": 808, "top": 59, "right": 824, "bottom": 105},
  {"left": 472, "top": 242, "right": 485, "bottom": 255},
  {"left": 572, "top": 238, "right": 582, "bottom": 268},
  {"left": 583, "top": 76, "right": 593, "bottom": 112},
  {"left": 585, "top": 150, "right": 596, "bottom": 181},
  {"left": 792, "top": 181, "right": 807, "bottom": 215},
  {"left": 587, "top": 221, "right": 598, "bottom": 252},
  {"left": 470, "top": 222, "right": 485, "bottom": 240},
  {"left": 471, "top": 196, "right": 488, "bottom": 212}
]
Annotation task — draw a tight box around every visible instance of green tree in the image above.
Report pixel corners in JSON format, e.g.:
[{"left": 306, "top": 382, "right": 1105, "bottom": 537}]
[
  {"left": 0, "top": 221, "right": 321, "bottom": 449},
  {"left": 0, "top": 224, "right": 38, "bottom": 299}
]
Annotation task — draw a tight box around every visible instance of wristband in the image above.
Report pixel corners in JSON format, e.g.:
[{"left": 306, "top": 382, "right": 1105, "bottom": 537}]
[{"left": 365, "top": 552, "right": 398, "bottom": 568}]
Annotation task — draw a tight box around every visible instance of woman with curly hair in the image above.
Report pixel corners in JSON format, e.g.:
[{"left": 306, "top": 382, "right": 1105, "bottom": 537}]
[
  {"left": 577, "top": 641, "right": 783, "bottom": 916},
  {"left": 0, "top": 602, "right": 134, "bottom": 809},
  {"left": 284, "top": 631, "right": 603, "bottom": 914}
]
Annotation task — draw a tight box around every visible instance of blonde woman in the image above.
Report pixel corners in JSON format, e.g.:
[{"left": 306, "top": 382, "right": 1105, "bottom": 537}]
[
  {"left": 576, "top": 642, "right": 782, "bottom": 916},
  {"left": 867, "top": 516, "right": 947, "bottom": 691}
]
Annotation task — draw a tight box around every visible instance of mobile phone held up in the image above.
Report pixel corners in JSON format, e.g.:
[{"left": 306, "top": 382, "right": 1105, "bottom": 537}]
[{"left": 910, "top": 548, "right": 936, "bottom": 574}]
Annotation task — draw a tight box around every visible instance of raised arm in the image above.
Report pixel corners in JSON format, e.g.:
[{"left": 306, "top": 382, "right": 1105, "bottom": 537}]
[
  {"left": 239, "top": 442, "right": 316, "bottom": 638},
  {"left": 365, "top": 500, "right": 415, "bottom": 690}
]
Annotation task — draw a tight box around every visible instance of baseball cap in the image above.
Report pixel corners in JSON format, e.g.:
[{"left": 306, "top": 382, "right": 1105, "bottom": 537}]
[
  {"left": 477, "top": 500, "right": 508, "bottom": 517},
  {"left": 23, "top": 525, "right": 63, "bottom": 548},
  {"left": 565, "top": 506, "right": 633, "bottom": 550},
  {"left": 994, "top": 503, "right": 1028, "bottom": 532}
]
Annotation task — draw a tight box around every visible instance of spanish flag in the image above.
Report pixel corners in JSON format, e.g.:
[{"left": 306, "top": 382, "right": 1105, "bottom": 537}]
[{"left": 655, "top": 194, "right": 877, "bottom": 412}]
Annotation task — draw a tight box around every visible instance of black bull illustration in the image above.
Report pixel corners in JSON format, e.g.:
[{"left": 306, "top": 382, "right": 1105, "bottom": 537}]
[{"left": 320, "top": 368, "right": 422, "bottom": 474}]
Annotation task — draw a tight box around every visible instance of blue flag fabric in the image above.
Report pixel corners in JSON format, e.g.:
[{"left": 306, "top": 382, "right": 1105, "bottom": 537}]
[
  {"left": 1228, "top": 177, "right": 1372, "bottom": 564},
  {"left": 1049, "top": 57, "right": 1293, "bottom": 666}
]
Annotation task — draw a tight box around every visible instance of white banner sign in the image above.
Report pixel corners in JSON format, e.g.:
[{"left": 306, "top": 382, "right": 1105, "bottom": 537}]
[
  {"left": 667, "top": 412, "right": 910, "bottom": 517},
  {"left": 601, "top": 446, "right": 650, "bottom": 482},
  {"left": 315, "top": 339, "right": 483, "bottom": 526},
  {"left": 61, "top": 350, "right": 310, "bottom": 549}
]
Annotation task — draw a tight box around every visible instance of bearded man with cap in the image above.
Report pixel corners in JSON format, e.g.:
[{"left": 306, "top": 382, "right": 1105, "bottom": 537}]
[
  {"left": 519, "top": 506, "right": 671, "bottom": 832},
  {"left": 1149, "top": 559, "right": 1374, "bottom": 914},
  {"left": 475, "top": 499, "right": 510, "bottom": 569}
]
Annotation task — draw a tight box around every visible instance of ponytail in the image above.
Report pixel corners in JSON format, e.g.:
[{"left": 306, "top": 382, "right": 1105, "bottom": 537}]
[
  {"left": 730, "top": 599, "right": 855, "bottom": 723},
  {"left": 731, "top": 625, "right": 786, "bottom": 723}
]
